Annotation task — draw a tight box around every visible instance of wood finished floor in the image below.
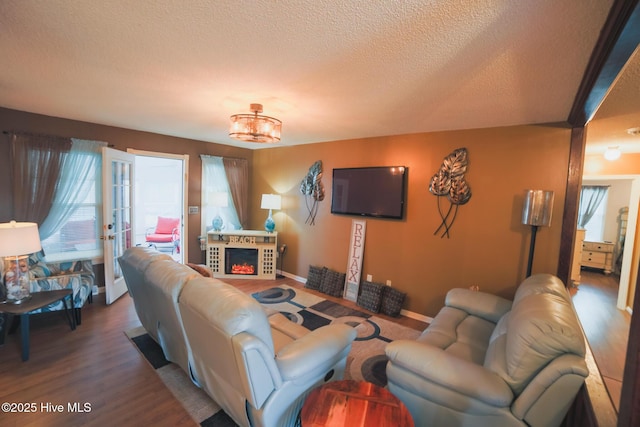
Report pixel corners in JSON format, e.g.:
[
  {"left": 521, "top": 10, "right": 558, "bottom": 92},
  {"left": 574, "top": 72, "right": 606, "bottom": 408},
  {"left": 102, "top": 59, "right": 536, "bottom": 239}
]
[
  {"left": 571, "top": 269, "right": 630, "bottom": 414},
  {"left": 0, "top": 273, "right": 624, "bottom": 426},
  {"left": 0, "top": 277, "right": 425, "bottom": 427}
]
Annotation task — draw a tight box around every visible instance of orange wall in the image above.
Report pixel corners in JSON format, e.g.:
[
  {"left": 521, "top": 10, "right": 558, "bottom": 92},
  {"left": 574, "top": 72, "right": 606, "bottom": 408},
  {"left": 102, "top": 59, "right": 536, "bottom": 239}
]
[
  {"left": 0, "top": 107, "right": 253, "bottom": 261},
  {"left": 583, "top": 152, "right": 640, "bottom": 175},
  {"left": 252, "top": 124, "right": 572, "bottom": 316}
]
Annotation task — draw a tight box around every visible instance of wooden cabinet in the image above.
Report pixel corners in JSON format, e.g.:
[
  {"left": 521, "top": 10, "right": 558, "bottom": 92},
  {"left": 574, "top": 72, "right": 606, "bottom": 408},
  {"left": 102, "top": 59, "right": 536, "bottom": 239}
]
[
  {"left": 581, "top": 240, "right": 614, "bottom": 274},
  {"left": 206, "top": 230, "right": 277, "bottom": 280},
  {"left": 571, "top": 229, "right": 585, "bottom": 285}
]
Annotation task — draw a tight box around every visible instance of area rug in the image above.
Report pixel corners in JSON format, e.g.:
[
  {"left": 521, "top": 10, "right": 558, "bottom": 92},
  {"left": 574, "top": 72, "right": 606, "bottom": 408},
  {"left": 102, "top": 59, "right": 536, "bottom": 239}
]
[
  {"left": 125, "top": 285, "right": 422, "bottom": 426},
  {"left": 252, "top": 285, "right": 422, "bottom": 386}
]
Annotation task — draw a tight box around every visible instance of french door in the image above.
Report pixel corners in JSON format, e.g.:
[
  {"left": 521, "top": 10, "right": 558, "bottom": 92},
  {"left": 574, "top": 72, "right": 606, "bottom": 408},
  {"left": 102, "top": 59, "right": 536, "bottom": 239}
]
[{"left": 102, "top": 147, "right": 136, "bottom": 304}]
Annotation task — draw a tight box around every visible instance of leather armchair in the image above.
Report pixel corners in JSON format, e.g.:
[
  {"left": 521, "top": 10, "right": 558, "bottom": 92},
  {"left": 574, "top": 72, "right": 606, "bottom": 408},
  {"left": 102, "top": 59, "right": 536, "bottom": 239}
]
[
  {"left": 385, "top": 274, "right": 588, "bottom": 427},
  {"left": 179, "top": 277, "right": 357, "bottom": 427}
]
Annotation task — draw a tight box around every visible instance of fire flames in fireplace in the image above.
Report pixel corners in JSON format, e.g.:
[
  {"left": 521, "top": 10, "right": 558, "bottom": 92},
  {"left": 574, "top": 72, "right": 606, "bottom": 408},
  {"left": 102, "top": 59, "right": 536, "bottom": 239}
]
[
  {"left": 225, "top": 247, "right": 258, "bottom": 276},
  {"left": 231, "top": 263, "right": 255, "bottom": 275}
]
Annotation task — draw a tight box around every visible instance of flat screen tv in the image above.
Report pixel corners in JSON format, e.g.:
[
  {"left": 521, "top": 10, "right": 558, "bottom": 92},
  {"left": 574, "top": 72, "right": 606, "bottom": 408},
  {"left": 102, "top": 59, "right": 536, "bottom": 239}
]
[{"left": 331, "top": 166, "right": 407, "bottom": 219}]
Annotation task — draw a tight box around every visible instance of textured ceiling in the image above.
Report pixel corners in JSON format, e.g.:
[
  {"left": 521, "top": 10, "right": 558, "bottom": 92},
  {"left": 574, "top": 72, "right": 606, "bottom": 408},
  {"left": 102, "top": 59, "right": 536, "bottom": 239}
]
[{"left": 1, "top": 0, "right": 635, "bottom": 152}]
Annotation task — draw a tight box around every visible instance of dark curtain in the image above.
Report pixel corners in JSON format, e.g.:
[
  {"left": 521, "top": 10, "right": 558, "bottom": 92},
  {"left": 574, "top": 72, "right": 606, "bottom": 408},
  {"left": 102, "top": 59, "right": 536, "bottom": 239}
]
[
  {"left": 9, "top": 132, "right": 72, "bottom": 224},
  {"left": 223, "top": 158, "right": 249, "bottom": 229}
]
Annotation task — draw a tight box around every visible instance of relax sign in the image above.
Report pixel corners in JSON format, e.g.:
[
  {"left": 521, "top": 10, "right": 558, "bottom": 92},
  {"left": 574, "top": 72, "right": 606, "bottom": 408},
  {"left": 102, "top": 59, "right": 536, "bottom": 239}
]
[{"left": 344, "top": 219, "right": 366, "bottom": 302}]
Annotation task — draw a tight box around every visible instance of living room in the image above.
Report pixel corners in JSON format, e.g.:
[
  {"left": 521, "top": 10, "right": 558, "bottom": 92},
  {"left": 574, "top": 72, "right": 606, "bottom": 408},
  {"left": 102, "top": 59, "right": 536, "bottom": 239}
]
[{"left": 1, "top": 1, "right": 640, "bottom": 426}]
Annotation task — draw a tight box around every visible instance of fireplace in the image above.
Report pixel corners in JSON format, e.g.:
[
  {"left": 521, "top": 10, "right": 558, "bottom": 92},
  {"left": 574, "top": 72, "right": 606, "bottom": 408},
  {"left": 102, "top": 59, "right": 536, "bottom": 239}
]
[
  {"left": 206, "top": 230, "right": 277, "bottom": 280},
  {"left": 225, "top": 248, "right": 258, "bottom": 276}
]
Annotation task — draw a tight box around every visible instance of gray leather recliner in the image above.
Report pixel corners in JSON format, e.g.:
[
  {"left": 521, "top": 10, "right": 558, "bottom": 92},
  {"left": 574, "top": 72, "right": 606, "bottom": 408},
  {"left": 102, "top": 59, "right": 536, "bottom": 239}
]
[
  {"left": 178, "top": 276, "right": 357, "bottom": 427},
  {"left": 118, "top": 247, "right": 198, "bottom": 377},
  {"left": 385, "top": 274, "right": 588, "bottom": 427}
]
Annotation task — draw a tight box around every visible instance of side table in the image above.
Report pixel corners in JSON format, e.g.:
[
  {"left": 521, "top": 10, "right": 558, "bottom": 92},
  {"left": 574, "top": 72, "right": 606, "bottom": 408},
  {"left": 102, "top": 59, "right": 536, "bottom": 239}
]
[
  {"left": 300, "top": 380, "right": 413, "bottom": 426},
  {"left": 0, "top": 289, "right": 75, "bottom": 361}
]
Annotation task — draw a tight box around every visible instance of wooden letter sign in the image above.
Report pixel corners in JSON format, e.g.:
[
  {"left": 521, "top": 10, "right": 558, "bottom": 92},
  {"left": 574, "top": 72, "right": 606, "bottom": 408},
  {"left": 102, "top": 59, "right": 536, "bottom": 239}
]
[{"left": 344, "top": 219, "right": 366, "bottom": 301}]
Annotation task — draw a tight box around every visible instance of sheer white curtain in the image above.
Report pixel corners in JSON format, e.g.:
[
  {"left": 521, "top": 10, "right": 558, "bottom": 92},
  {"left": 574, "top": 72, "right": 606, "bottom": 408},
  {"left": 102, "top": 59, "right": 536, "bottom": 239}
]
[
  {"left": 201, "top": 155, "right": 241, "bottom": 236},
  {"left": 40, "top": 139, "right": 106, "bottom": 254},
  {"left": 577, "top": 185, "right": 609, "bottom": 228}
]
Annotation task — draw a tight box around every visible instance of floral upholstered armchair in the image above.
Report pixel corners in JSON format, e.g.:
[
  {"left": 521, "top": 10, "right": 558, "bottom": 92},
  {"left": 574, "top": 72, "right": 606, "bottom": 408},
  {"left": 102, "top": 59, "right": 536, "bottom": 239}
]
[{"left": 7, "top": 253, "right": 95, "bottom": 324}]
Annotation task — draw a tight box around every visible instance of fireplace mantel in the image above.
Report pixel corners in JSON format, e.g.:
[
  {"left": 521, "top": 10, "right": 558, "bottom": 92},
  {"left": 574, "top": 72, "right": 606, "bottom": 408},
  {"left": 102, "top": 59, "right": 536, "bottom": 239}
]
[{"left": 206, "top": 230, "right": 277, "bottom": 280}]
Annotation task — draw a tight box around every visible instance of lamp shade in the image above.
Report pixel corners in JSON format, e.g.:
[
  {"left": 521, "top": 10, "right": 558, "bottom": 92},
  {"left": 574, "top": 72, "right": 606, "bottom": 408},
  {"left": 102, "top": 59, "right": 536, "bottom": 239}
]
[
  {"left": 0, "top": 221, "right": 42, "bottom": 257},
  {"left": 261, "top": 194, "right": 281, "bottom": 210},
  {"left": 522, "top": 190, "right": 554, "bottom": 227}
]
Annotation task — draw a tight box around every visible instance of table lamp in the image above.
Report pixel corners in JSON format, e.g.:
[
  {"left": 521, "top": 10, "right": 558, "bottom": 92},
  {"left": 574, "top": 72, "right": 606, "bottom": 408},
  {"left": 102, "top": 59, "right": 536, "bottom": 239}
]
[
  {"left": 0, "top": 221, "right": 42, "bottom": 303},
  {"left": 521, "top": 190, "right": 554, "bottom": 277},
  {"left": 261, "top": 194, "right": 281, "bottom": 232},
  {"left": 210, "top": 191, "right": 229, "bottom": 232}
]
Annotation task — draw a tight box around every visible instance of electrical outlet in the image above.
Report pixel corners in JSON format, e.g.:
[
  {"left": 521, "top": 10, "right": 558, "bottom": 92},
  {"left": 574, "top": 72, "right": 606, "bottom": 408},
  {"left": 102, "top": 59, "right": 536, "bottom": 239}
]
[
  {"left": 386, "top": 280, "right": 392, "bottom": 287},
  {"left": 366, "top": 274, "right": 373, "bottom": 282}
]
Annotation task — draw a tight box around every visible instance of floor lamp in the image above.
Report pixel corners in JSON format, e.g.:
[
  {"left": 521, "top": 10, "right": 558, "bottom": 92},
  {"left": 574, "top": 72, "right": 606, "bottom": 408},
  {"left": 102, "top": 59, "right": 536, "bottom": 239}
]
[
  {"left": 277, "top": 244, "right": 287, "bottom": 279},
  {"left": 522, "top": 190, "right": 554, "bottom": 278}
]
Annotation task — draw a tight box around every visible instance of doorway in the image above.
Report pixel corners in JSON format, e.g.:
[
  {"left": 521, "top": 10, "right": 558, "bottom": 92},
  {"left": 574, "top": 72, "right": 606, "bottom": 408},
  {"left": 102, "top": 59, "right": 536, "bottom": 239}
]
[
  {"left": 129, "top": 150, "right": 189, "bottom": 263},
  {"left": 580, "top": 175, "right": 640, "bottom": 310}
]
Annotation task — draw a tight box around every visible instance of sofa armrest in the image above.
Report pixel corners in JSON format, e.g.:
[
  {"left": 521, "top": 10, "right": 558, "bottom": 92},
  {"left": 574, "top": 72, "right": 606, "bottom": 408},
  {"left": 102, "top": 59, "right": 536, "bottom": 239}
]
[
  {"left": 275, "top": 324, "right": 356, "bottom": 381},
  {"left": 511, "top": 353, "right": 589, "bottom": 420},
  {"left": 445, "top": 288, "right": 512, "bottom": 323},
  {"left": 386, "top": 340, "right": 513, "bottom": 407}
]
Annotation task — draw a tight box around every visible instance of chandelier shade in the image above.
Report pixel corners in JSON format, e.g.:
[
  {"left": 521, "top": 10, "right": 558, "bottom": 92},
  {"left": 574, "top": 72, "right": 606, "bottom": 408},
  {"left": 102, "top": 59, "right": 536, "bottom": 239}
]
[{"left": 229, "top": 103, "right": 282, "bottom": 143}]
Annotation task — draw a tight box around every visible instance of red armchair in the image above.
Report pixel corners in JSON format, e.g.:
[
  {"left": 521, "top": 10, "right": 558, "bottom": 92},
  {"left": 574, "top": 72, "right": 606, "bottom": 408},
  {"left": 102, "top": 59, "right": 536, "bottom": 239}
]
[{"left": 145, "top": 217, "right": 180, "bottom": 254}]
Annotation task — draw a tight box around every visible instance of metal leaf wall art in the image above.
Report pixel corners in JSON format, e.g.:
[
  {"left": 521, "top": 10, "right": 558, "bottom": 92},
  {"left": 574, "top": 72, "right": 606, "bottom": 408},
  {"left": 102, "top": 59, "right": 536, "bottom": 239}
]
[
  {"left": 299, "top": 160, "right": 325, "bottom": 225},
  {"left": 429, "top": 147, "right": 472, "bottom": 238}
]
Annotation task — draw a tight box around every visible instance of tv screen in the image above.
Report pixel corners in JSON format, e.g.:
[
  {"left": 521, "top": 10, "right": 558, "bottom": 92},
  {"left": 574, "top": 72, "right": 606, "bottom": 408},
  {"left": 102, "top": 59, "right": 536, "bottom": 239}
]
[{"left": 331, "top": 166, "right": 407, "bottom": 219}]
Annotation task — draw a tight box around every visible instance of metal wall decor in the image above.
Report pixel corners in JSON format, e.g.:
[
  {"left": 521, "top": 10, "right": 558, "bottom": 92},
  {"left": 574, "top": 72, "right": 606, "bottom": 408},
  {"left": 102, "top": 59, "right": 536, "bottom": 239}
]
[
  {"left": 429, "top": 147, "right": 472, "bottom": 238},
  {"left": 300, "top": 160, "right": 325, "bottom": 225}
]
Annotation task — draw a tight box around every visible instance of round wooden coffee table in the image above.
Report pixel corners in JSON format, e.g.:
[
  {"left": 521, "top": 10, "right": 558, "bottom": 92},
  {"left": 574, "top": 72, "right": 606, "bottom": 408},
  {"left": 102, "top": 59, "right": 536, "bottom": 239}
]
[{"left": 300, "top": 380, "right": 413, "bottom": 426}]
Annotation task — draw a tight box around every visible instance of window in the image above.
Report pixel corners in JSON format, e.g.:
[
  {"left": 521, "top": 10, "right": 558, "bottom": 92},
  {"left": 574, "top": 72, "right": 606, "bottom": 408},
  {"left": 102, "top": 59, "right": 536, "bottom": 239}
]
[
  {"left": 584, "top": 192, "right": 608, "bottom": 242},
  {"left": 200, "top": 155, "right": 242, "bottom": 242},
  {"left": 40, "top": 140, "right": 103, "bottom": 261}
]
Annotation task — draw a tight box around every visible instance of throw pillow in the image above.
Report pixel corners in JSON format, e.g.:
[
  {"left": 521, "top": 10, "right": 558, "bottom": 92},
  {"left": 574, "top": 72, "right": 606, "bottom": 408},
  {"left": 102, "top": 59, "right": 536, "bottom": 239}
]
[
  {"left": 380, "top": 286, "right": 406, "bottom": 317},
  {"left": 186, "top": 263, "right": 213, "bottom": 277},
  {"left": 357, "top": 281, "right": 385, "bottom": 313},
  {"left": 155, "top": 216, "right": 180, "bottom": 234},
  {"left": 320, "top": 268, "right": 346, "bottom": 297},
  {"left": 305, "top": 265, "right": 326, "bottom": 291}
]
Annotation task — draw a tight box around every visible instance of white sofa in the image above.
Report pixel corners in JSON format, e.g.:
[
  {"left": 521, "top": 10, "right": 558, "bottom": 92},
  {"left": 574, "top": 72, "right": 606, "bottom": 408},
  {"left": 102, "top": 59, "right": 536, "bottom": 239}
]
[
  {"left": 119, "top": 246, "right": 356, "bottom": 427},
  {"left": 385, "top": 274, "right": 588, "bottom": 427},
  {"left": 118, "top": 247, "right": 197, "bottom": 375}
]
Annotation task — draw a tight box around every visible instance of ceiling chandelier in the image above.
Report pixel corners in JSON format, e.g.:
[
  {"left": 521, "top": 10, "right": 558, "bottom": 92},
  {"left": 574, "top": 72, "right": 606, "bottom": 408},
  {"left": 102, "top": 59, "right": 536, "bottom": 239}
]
[{"left": 229, "top": 103, "right": 282, "bottom": 143}]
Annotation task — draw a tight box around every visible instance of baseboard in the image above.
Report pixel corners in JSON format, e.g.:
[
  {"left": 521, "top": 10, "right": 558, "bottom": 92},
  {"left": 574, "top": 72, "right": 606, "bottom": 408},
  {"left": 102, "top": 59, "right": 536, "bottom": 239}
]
[
  {"left": 400, "top": 309, "right": 432, "bottom": 324},
  {"left": 281, "top": 271, "right": 432, "bottom": 324}
]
